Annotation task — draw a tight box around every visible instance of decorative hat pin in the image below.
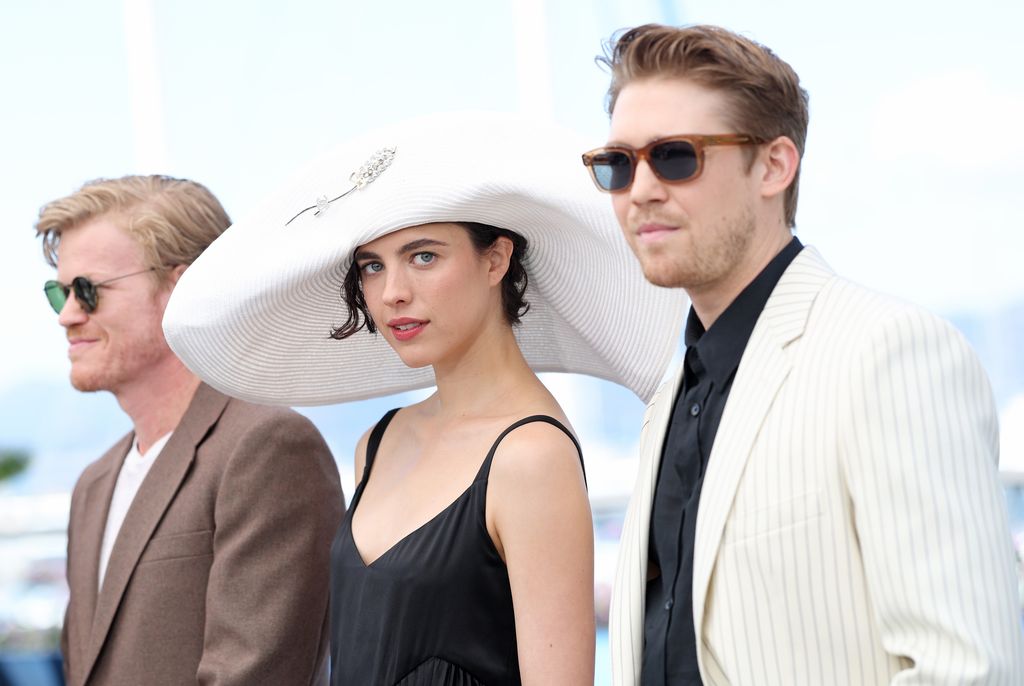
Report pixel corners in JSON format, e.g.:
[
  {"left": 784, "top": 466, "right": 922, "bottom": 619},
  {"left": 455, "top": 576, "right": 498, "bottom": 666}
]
[{"left": 285, "top": 146, "right": 397, "bottom": 226}]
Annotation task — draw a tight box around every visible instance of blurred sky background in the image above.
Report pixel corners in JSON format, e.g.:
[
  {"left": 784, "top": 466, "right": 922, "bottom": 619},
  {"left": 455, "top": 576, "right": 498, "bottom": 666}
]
[{"left": 1, "top": 0, "right": 1023, "bottom": 533}]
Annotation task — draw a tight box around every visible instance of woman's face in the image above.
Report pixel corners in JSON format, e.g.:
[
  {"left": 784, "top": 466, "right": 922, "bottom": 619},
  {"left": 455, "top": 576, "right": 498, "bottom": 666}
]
[{"left": 353, "top": 223, "right": 509, "bottom": 370}]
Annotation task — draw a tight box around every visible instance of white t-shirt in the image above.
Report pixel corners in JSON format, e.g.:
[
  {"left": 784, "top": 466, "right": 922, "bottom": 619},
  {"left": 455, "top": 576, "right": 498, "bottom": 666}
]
[{"left": 97, "top": 431, "right": 173, "bottom": 591}]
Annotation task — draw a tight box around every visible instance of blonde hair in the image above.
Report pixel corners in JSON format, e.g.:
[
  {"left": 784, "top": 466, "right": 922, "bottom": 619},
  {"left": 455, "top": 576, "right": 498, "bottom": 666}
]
[
  {"left": 35, "top": 175, "right": 231, "bottom": 282},
  {"left": 600, "top": 24, "right": 809, "bottom": 228}
]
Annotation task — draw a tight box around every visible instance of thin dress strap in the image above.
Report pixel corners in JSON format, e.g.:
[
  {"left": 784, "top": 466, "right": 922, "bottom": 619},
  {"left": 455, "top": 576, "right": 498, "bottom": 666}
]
[
  {"left": 360, "top": 408, "right": 400, "bottom": 484},
  {"left": 475, "top": 415, "right": 586, "bottom": 486}
]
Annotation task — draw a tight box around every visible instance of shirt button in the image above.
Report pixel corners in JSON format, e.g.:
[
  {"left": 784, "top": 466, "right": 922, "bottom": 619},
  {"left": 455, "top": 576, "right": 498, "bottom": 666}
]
[
  {"left": 664, "top": 598, "right": 674, "bottom": 611},
  {"left": 690, "top": 403, "right": 701, "bottom": 417}
]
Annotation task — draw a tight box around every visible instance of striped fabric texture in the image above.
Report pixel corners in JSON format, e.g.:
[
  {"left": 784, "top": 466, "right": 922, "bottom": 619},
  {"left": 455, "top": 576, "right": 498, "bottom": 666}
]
[{"left": 610, "top": 247, "right": 1024, "bottom": 685}]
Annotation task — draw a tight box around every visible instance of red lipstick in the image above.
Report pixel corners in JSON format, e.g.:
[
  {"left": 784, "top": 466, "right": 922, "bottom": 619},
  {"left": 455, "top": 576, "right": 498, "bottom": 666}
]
[{"left": 388, "top": 317, "right": 428, "bottom": 342}]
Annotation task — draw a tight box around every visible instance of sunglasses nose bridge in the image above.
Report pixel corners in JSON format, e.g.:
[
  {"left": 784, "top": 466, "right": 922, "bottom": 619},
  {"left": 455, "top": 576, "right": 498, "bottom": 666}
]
[
  {"left": 629, "top": 150, "right": 671, "bottom": 197},
  {"left": 51, "top": 281, "right": 94, "bottom": 318},
  {"left": 634, "top": 149, "right": 655, "bottom": 178},
  {"left": 55, "top": 290, "right": 87, "bottom": 323}
]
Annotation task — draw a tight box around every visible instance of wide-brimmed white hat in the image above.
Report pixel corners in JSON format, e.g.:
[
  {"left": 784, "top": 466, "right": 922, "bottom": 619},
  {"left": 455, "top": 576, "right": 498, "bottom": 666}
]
[{"left": 162, "top": 111, "right": 686, "bottom": 405}]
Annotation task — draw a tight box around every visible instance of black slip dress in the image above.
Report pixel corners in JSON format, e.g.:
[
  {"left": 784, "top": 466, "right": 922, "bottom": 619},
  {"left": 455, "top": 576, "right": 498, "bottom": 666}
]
[{"left": 329, "top": 408, "right": 583, "bottom": 685}]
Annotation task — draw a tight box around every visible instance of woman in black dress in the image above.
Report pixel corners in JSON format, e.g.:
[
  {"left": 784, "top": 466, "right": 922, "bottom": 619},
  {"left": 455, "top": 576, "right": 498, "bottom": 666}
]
[
  {"left": 331, "top": 218, "right": 593, "bottom": 684},
  {"left": 161, "top": 112, "right": 686, "bottom": 685}
]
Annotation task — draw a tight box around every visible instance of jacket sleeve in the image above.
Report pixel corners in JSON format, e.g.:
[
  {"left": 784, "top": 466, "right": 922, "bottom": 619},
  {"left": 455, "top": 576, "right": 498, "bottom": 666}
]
[
  {"left": 841, "top": 307, "right": 1024, "bottom": 684},
  {"left": 196, "top": 409, "right": 343, "bottom": 686}
]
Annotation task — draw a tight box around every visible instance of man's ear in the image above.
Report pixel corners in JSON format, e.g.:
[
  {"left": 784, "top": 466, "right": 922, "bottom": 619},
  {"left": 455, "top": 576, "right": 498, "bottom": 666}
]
[
  {"left": 156, "top": 264, "right": 190, "bottom": 310},
  {"left": 759, "top": 135, "right": 800, "bottom": 201},
  {"left": 487, "top": 236, "right": 514, "bottom": 286},
  {"left": 166, "top": 263, "right": 189, "bottom": 288}
]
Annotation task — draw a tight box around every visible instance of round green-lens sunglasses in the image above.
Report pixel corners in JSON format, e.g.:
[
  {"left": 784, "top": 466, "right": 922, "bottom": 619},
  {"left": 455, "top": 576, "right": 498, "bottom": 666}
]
[{"left": 43, "top": 267, "right": 159, "bottom": 314}]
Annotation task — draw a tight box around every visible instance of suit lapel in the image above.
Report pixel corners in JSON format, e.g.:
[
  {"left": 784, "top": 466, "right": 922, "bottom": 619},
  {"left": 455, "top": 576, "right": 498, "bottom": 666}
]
[
  {"left": 67, "top": 434, "right": 131, "bottom": 675},
  {"left": 611, "top": 364, "right": 684, "bottom": 683},
  {"left": 691, "top": 247, "right": 834, "bottom": 654},
  {"left": 81, "top": 383, "right": 229, "bottom": 682}
]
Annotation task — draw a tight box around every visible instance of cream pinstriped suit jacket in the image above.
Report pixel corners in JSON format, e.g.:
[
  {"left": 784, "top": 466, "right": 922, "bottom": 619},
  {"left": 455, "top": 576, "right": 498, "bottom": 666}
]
[{"left": 609, "top": 247, "right": 1024, "bottom": 685}]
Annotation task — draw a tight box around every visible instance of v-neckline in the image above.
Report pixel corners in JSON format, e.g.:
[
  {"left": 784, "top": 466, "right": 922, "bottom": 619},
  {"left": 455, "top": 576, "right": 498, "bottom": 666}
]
[
  {"left": 347, "top": 411, "right": 580, "bottom": 569},
  {"left": 348, "top": 478, "right": 480, "bottom": 568}
]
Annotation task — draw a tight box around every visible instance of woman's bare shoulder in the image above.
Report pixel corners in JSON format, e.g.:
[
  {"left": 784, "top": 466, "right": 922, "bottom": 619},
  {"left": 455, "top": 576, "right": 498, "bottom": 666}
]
[
  {"left": 353, "top": 406, "right": 410, "bottom": 478},
  {"left": 487, "top": 411, "right": 583, "bottom": 490},
  {"left": 352, "top": 424, "right": 374, "bottom": 481}
]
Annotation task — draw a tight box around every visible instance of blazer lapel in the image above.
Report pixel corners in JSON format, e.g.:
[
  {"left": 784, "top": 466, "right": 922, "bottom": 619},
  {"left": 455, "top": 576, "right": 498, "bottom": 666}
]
[
  {"left": 66, "top": 434, "right": 131, "bottom": 676},
  {"left": 611, "top": 364, "right": 684, "bottom": 684},
  {"left": 691, "top": 247, "right": 835, "bottom": 660},
  {"left": 82, "top": 383, "right": 230, "bottom": 682}
]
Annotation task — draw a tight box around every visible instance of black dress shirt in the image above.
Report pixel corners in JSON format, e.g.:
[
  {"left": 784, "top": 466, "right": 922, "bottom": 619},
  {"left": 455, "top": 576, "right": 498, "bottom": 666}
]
[{"left": 642, "top": 237, "right": 804, "bottom": 685}]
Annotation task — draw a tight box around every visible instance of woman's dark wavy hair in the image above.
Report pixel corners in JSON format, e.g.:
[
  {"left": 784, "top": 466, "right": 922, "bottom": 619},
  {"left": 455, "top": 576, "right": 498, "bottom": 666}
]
[{"left": 331, "top": 222, "right": 530, "bottom": 340}]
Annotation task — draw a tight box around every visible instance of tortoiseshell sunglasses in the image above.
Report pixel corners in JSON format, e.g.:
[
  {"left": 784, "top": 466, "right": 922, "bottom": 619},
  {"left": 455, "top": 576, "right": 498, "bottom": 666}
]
[{"left": 582, "top": 134, "right": 766, "bottom": 192}]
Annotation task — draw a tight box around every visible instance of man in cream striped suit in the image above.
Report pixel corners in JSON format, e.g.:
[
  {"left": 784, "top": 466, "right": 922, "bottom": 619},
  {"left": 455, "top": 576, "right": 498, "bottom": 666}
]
[{"left": 582, "top": 24, "right": 1024, "bottom": 685}]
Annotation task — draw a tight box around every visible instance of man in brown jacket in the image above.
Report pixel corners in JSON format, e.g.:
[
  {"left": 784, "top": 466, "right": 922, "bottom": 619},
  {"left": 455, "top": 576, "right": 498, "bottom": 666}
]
[{"left": 35, "top": 175, "right": 344, "bottom": 685}]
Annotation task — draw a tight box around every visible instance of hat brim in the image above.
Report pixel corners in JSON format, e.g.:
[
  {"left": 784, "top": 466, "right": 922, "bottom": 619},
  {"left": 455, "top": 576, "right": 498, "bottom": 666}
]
[{"left": 163, "top": 112, "right": 687, "bottom": 405}]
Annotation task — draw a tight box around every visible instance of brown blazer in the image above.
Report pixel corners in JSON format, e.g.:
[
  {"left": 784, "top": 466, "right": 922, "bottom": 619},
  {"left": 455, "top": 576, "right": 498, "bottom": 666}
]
[{"left": 61, "top": 383, "right": 344, "bottom": 686}]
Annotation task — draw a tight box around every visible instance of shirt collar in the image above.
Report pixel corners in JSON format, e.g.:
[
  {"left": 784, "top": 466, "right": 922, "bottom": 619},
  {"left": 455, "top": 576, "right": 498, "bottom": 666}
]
[{"left": 685, "top": 236, "right": 804, "bottom": 388}]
